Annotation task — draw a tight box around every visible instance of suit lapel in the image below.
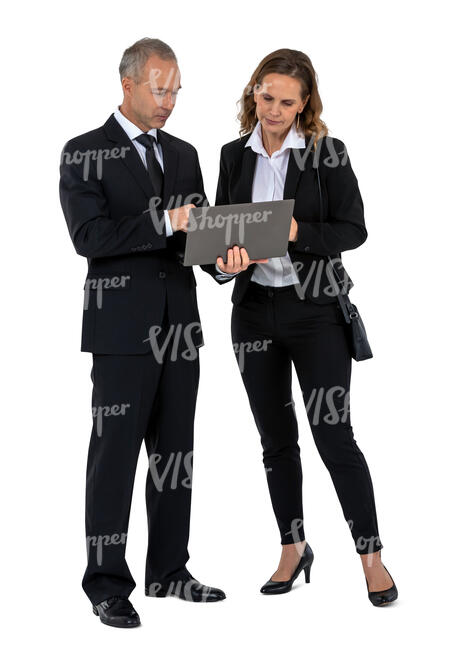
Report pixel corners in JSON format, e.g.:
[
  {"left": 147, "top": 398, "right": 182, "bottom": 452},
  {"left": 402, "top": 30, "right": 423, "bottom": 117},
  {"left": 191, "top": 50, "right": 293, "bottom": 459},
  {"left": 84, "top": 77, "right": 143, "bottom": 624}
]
[
  {"left": 233, "top": 142, "right": 257, "bottom": 203},
  {"left": 233, "top": 131, "right": 314, "bottom": 203},
  {"left": 103, "top": 113, "right": 178, "bottom": 208},
  {"left": 103, "top": 114, "right": 153, "bottom": 199},
  {"left": 283, "top": 133, "right": 314, "bottom": 199}
]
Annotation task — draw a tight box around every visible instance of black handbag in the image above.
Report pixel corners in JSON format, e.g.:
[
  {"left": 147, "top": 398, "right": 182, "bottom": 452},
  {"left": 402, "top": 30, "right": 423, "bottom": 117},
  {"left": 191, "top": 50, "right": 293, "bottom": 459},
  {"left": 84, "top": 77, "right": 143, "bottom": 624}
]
[{"left": 315, "top": 166, "right": 373, "bottom": 361}]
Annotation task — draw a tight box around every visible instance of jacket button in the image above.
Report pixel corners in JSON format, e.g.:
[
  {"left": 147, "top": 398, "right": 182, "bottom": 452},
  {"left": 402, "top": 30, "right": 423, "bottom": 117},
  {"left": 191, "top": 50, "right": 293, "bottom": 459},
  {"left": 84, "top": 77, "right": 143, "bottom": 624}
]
[
  {"left": 159, "top": 271, "right": 166, "bottom": 279},
  {"left": 304, "top": 246, "right": 310, "bottom": 252}
]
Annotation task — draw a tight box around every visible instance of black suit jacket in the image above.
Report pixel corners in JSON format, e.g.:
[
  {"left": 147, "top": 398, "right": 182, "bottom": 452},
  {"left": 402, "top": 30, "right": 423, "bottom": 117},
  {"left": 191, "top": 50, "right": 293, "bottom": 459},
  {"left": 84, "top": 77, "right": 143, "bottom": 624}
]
[
  {"left": 205, "top": 132, "right": 367, "bottom": 305},
  {"left": 59, "top": 113, "right": 216, "bottom": 354}
]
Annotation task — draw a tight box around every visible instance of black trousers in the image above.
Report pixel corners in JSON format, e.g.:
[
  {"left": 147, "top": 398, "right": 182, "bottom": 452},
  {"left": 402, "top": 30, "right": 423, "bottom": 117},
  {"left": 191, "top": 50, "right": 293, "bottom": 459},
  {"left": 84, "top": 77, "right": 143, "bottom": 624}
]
[
  {"left": 82, "top": 300, "right": 200, "bottom": 605},
  {"left": 231, "top": 280, "right": 383, "bottom": 555}
]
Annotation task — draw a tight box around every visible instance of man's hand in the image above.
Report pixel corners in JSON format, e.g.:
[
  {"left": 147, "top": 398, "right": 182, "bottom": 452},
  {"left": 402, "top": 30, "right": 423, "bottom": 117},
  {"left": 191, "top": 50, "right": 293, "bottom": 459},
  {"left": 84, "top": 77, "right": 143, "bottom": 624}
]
[
  {"left": 168, "top": 203, "right": 195, "bottom": 232},
  {"left": 289, "top": 217, "right": 298, "bottom": 242},
  {"left": 216, "top": 246, "right": 268, "bottom": 274}
]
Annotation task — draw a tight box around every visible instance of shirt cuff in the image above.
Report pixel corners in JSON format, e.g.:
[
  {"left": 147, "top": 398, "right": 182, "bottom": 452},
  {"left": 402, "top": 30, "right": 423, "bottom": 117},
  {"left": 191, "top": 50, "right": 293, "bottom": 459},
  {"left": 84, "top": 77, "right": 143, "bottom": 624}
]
[
  {"left": 164, "top": 210, "right": 173, "bottom": 237},
  {"left": 215, "top": 262, "right": 239, "bottom": 280}
]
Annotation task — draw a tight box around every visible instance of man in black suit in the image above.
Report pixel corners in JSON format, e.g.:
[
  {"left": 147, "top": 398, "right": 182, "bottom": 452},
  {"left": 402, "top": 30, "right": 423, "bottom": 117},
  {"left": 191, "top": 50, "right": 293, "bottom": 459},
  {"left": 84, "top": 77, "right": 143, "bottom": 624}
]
[{"left": 59, "top": 37, "right": 226, "bottom": 628}]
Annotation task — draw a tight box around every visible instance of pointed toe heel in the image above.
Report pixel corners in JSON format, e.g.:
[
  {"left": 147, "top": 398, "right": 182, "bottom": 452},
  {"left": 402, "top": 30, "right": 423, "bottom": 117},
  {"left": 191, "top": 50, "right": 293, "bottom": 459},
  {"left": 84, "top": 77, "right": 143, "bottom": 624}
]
[{"left": 260, "top": 542, "right": 314, "bottom": 595}]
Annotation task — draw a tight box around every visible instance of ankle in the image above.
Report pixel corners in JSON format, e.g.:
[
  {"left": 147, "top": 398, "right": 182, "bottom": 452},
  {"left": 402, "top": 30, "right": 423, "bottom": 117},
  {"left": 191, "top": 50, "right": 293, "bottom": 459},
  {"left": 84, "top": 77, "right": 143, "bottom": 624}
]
[
  {"left": 360, "top": 550, "right": 381, "bottom": 563},
  {"left": 281, "top": 540, "right": 306, "bottom": 561}
]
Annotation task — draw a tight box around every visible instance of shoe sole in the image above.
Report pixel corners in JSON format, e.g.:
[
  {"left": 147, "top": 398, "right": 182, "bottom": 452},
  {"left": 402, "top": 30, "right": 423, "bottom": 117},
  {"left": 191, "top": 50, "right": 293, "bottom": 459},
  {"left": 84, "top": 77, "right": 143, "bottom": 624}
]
[
  {"left": 372, "top": 596, "right": 398, "bottom": 607},
  {"left": 98, "top": 619, "right": 141, "bottom": 628}
]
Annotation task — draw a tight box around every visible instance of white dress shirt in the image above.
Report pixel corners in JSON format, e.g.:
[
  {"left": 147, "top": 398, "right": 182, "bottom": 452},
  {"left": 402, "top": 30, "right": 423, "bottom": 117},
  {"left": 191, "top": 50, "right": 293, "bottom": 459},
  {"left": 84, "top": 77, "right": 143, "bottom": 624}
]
[
  {"left": 216, "top": 119, "right": 304, "bottom": 285},
  {"left": 113, "top": 107, "right": 173, "bottom": 237}
]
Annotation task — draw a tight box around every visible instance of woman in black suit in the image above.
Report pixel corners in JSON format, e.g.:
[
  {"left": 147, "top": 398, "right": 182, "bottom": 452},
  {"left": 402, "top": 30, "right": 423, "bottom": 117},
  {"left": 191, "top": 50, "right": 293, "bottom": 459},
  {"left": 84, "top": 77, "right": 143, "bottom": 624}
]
[{"left": 211, "top": 49, "right": 397, "bottom": 606}]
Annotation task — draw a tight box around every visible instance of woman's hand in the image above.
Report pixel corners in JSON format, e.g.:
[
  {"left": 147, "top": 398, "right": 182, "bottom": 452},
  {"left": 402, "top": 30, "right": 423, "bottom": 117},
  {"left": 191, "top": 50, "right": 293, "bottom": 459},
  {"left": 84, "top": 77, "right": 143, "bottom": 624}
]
[
  {"left": 289, "top": 217, "right": 298, "bottom": 242},
  {"left": 216, "top": 246, "right": 268, "bottom": 274}
]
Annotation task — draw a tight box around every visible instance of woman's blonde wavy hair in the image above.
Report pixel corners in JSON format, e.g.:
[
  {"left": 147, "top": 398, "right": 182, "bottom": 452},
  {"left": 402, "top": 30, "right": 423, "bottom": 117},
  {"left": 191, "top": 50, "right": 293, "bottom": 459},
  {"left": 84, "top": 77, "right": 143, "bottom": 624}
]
[{"left": 238, "top": 48, "right": 328, "bottom": 149}]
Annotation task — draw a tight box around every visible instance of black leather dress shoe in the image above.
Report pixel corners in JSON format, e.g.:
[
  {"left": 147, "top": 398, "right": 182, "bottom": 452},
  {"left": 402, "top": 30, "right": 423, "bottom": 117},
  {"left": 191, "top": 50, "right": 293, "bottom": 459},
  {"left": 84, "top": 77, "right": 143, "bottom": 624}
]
[
  {"left": 366, "top": 564, "right": 398, "bottom": 606},
  {"left": 260, "top": 542, "right": 314, "bottom": 595},
  {"left": 92, "top": 596, "right": 141, "bottom": 627},
  {"left": 145, "top": 572, "right": 226, "bottom": 602}
]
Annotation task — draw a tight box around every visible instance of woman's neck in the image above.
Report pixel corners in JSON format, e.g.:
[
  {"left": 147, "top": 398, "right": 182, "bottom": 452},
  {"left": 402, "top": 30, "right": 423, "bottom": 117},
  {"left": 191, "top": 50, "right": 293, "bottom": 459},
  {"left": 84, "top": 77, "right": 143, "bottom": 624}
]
[{"left": 261, "top": 124, "right": 290, "bottom": 157}]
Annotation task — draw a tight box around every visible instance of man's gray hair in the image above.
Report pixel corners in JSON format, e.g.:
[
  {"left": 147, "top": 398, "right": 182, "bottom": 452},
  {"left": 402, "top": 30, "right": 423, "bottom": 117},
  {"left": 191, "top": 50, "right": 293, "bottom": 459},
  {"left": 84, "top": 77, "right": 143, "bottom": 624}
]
[{"left": 119, "top": 38, "right": 177, "bottom": 81}]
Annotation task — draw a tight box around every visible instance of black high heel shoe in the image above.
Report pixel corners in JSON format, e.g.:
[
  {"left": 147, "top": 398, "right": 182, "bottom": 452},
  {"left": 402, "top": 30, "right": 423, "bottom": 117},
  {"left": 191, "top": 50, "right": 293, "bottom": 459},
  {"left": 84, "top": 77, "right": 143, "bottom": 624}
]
[
  {"left": 260, "top": 542, "right": 314, "bottom": 595},
  {"left": 365, "top": 563, "right": 398, "bottom": 606}
]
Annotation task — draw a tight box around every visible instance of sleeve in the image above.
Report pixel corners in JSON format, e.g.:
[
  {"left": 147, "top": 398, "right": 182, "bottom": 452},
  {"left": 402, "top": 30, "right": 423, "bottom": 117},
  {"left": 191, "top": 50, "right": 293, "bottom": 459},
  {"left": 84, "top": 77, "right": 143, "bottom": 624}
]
[
  {"left": 214, "top": 144, "right": 229, "bottom": 206},
  {"left": 289, "top": 140, "right": 368, "bottom": 256},
  {"left": 59, "top": 140, "right": 167, "bottom": 258},
  {"left": 199, "top": 145, "right": 236, "bottom": 284}
]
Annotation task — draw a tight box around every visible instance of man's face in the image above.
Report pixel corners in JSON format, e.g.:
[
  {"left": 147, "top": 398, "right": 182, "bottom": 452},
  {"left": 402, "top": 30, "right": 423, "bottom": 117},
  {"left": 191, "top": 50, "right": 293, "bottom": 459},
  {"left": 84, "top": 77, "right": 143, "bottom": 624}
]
[{"left": 121, "top": 55, "right": 181, "bottom": 131}]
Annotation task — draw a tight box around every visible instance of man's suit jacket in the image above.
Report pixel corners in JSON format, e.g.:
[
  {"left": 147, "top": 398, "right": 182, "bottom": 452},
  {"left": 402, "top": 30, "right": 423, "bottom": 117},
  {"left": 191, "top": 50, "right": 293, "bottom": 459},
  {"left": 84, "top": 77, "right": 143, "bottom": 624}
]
[
  {"left": 205, "top": 132, "right": 368, "bottom": 304},
  {"left": 59, "top": 113, "right": 216, "bottom": 354}
]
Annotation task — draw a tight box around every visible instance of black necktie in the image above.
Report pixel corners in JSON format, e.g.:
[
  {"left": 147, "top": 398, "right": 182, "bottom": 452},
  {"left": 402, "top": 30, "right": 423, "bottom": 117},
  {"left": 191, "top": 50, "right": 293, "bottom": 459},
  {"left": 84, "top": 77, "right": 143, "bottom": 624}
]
[{"left": 134, "top": 133, "right": 164, "bottom": 202}]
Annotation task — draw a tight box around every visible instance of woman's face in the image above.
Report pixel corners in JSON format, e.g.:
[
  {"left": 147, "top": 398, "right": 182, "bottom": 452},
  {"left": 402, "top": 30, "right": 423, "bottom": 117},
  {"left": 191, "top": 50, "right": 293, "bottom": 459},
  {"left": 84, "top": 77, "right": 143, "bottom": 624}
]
[{"left": 253, "top": 73, "right": 308, "bottom": 136}]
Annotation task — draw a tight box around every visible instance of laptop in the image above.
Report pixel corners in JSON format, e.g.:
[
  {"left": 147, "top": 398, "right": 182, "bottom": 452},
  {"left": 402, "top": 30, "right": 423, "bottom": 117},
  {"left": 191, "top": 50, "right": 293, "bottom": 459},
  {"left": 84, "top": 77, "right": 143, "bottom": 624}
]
[{"left": 183, "top": 199, "right": 295, "bottom": 266}]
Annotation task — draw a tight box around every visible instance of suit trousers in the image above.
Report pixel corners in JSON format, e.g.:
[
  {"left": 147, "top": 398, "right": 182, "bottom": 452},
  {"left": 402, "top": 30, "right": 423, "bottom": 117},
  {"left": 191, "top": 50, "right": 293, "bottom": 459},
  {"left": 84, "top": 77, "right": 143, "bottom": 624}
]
[
  {"left": 81, "top": 298, "right": 200, "bottom": 605},
  {"left": 231, "top": 280, "right": 383, "bottom": 555}
]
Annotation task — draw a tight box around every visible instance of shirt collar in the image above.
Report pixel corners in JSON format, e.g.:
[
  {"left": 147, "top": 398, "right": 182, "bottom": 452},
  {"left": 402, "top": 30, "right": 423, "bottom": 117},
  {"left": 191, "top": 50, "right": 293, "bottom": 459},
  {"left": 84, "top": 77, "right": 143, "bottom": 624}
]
[
  {"left": 113, "top": 106, "right": 159, "bottom": 142},
  {"left": 245, "top": 119, "right": 305, "bottom": 157}
]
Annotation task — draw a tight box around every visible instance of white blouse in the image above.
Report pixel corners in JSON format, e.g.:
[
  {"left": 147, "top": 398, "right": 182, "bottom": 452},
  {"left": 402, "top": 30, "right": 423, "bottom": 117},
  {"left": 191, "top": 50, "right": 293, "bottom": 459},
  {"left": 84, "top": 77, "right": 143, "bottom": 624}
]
[{"left": 216, "top": 119, "right": 303, "bottom": 286}]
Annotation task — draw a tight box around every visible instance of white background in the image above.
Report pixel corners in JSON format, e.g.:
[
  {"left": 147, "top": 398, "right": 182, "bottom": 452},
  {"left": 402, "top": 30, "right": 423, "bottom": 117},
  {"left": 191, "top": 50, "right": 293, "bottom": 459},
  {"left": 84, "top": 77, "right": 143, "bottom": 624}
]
[{"left": 2, "top": 0, "right": 449, "bottom": 648}]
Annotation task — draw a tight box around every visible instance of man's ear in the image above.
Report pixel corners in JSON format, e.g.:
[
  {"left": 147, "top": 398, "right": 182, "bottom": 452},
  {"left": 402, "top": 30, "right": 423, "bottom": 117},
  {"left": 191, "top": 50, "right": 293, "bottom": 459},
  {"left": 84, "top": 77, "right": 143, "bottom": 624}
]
[{"left": 121, "top": 76, "right": 134, "bottom": 99}]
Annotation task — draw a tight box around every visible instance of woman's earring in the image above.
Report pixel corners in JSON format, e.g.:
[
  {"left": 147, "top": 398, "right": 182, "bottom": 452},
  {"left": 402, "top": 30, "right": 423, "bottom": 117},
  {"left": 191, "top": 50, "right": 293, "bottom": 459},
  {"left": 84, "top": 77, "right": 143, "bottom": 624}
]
[{"left": 296, "top": 112, "right": 301, "bottom": 129}]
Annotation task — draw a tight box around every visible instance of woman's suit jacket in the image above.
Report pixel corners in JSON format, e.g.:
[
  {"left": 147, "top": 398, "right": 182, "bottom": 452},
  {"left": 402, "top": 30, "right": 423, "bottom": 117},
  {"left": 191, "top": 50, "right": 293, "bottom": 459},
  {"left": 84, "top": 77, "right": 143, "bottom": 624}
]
[{"left": 206, "top": 132, "right": 367, "bottom": 305}]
